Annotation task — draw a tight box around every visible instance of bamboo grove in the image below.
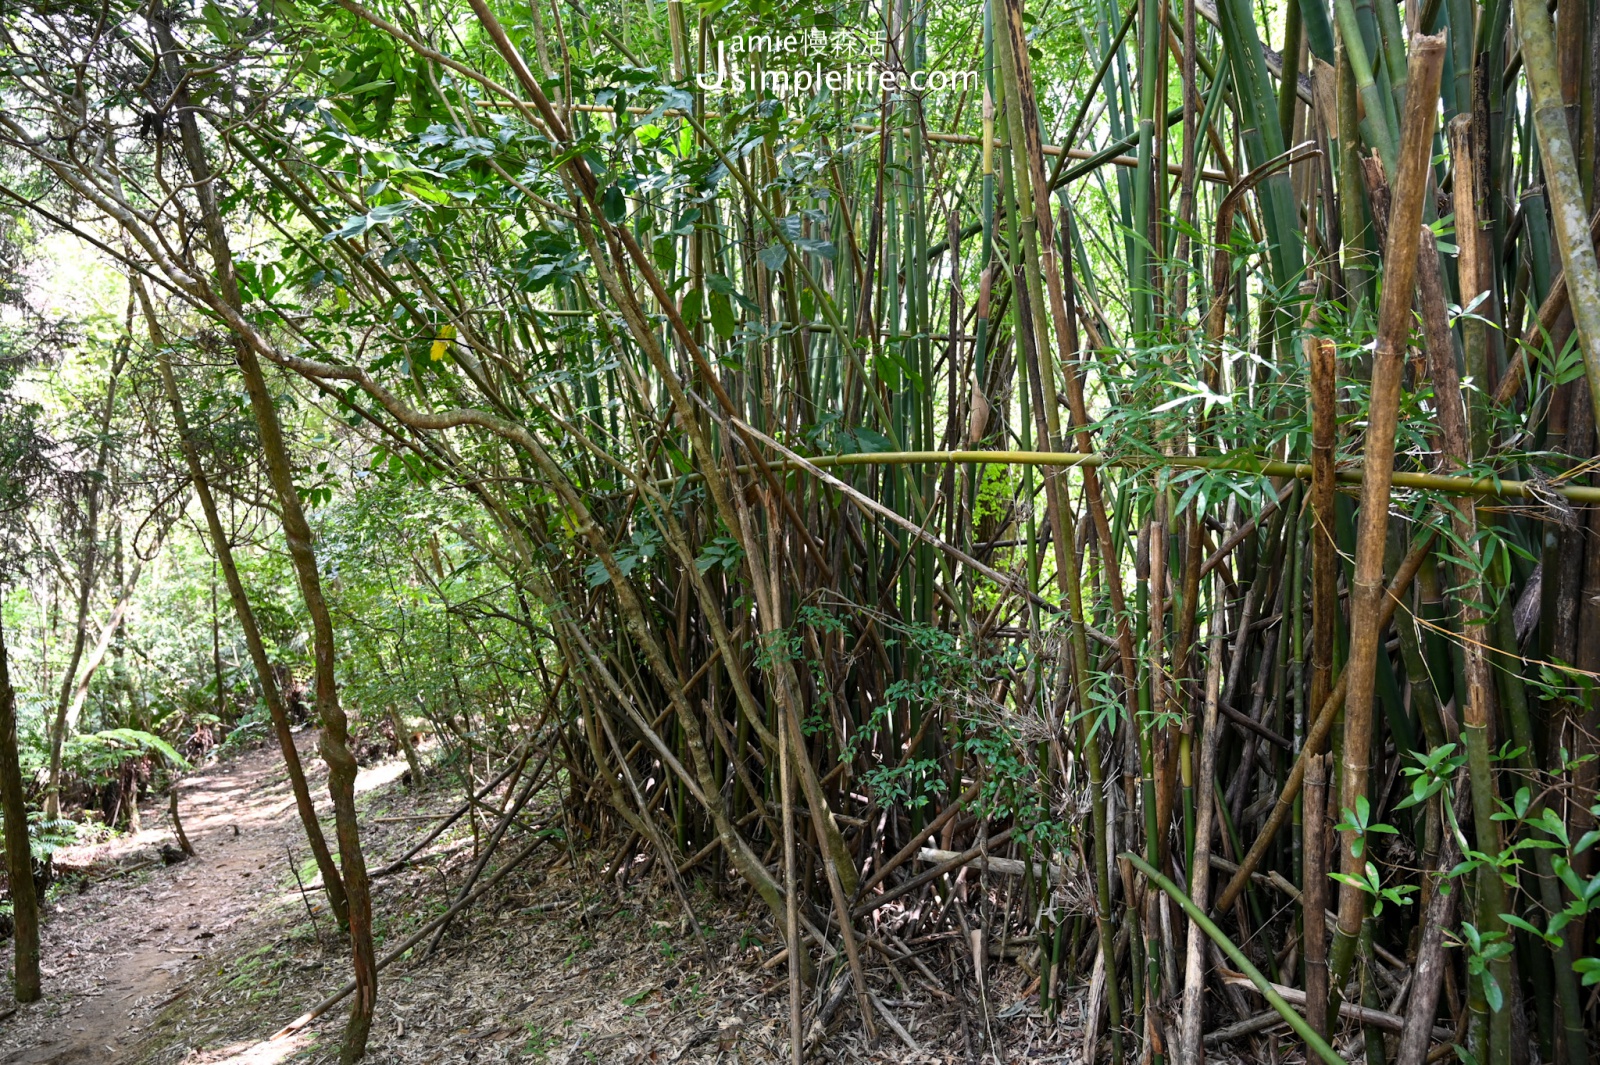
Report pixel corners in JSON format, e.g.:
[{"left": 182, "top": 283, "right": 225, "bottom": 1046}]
[{"left": 1, "top": 0, "right": 1600, "bottom": 1059}]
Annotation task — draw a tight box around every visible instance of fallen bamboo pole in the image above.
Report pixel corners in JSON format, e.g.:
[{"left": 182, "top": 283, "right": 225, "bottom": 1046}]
[
  {"left": 1219, "top": 973, "right": 1454, "bottom": 1040},
  {"left": 912, "top": 846, "right": 1065, "bottom": 880},
  {"left": 852, "top": 827, "right": 1017, "bottom": 919},
  {"left": 1123, "top": 852, "right": 1346, "bottom": 1065}
]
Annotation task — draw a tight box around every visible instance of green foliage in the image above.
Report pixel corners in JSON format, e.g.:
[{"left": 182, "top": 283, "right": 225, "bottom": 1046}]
[
  {"left": 66, "top": 728, "right": 190, "bottom": 773},
  {"left": 693, "top": 535, "right": 743, "bottom": 575},
  {"left": 18, "top": 811, "right": 76, "bottom": 864},
  {"left": 861, "top": 757, "right": 944, "bottom": 811},
  {"left": 586, "top": 525, "right": 661, "bottom": 586},
  {"left": 1449, "top": 923, "right": 1515, "bottom": 1013},
  {"left": 1327, "top": 860, "right": 1415, "bottom": 918},
  {"left": 1394, "top": 742, "right": 1466, "bottom": 812},
  {"left": 1334, "top": 796, "right": 1398, "bottom": 861}
]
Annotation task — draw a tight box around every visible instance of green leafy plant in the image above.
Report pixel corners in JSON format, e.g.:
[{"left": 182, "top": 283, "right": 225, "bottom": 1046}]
[
  {"left": 1327, "top": 860, "right": 1415, "bottom": 917},
  {"left": 1334, "top": 795, "right": 1399, "bottom": 859},
  {"left": 1449, "top": 923, "right": 1515, "bottom": 1012}
]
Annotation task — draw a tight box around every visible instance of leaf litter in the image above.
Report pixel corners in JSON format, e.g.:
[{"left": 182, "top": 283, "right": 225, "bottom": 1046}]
[{"left": 1, "top": 734, "right": 1127, "bottom": 1064}]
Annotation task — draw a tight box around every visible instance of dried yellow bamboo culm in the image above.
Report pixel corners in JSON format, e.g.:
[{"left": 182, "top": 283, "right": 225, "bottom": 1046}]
[{"left": 1326, "top": 31, "right": 1448, "bottom": 1022}]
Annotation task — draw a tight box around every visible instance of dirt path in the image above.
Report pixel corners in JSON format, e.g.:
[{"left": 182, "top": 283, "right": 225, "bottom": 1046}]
[
  {"left": 0, "top": 734, "right": 336, "bottom": 1065},
  {"left": 1, "top": 737, "right": 1069, "bottom": 1064}
]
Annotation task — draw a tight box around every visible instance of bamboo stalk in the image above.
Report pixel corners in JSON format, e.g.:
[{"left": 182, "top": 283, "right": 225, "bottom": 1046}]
[
  {"left": 1512, "top": 0, "right": 1600, "bottom": 419},
  {"left": 780, "top": 668, "right": 803, "bottom": 1065},
  {"left": 658, "top": 449, "right": 1600, "bottom": 504},
  {"left": 1302, "top": 752, "right": 1330, "bottom": 1047},
  {"left": 1327, "top": 35, "right": 1445, "bottom": 1020},
  {"left": 1180, "top": 575, "right": 1226, "bottom": 1062},
  {"left": 1395, "top": 788, "right": 1466, "bottom": 1065},
  {"left": 1125, "top": 852, "right": 1347, "bottom": 1065},
  {"left": 1424, "top": 220, "right": 1515, "bottom": 1064},
  {"left": 1492, "top": 204, "right": 1600, "bottom": 408}
]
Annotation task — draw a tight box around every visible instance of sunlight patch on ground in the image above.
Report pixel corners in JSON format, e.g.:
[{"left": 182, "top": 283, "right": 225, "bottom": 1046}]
[
  {"left": 355, "top": 758, "right": 410, "bottom": 795},
  {"left": 200, "top": 1033, "right": 312, "bottom": 1064}
]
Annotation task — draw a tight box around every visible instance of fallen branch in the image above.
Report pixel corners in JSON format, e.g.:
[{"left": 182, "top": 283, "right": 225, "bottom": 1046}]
[
  {"left": 852, "top": 827, "right": 1016, "bottom": 919},
  {"left": 425, "top": 751, "right": 551, "bottom": 954},
  {"left": 1202, "top": 1009, "right": 1292, "bottom": 1046},
  {"left": 89, "top": 856, "right": 160, "bottom": 883},
  {"left": 870, "top": 993, "right": 923, "bottom": 1054},
  {"left": 854, "top": 778, "right": 980, "bottom": 900},
  {"left": 269, "top": 829, "right": 552, "bottom": 1040},
  {"left": 305, "top": 837, "right": 474, "bottom": 892},
  {"left": 374, "top": 743, "right": 531, "bottom": 877},
  {"left": 1219, "top": 971, "right": 1452, "bottom": 1039}
]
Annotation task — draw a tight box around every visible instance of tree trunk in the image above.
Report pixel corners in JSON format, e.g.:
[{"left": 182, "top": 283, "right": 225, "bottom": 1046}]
[
  {"left": 0, "top": 610, "right": 40, "bottom": 1002},
  {"left": 149, "top": 12, "right": 375, "bottom": 1057},
  {"left": 135, "top": 278, "right": 350, "bottom": 929},
  {"left": 43, "top": 342, "right": 124, "bottom": 819},
  {"left": 60, "top": 554, "right": 152, "bottom": 740}
]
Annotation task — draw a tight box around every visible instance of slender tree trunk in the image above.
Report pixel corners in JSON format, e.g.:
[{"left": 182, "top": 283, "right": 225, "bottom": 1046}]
[
  {"left": 43, "top": 343, "right": 124, "bottom": 819},
  {"left": 149, "top": 12, "right": 375, "bottom": 1057},
  {"left": 135, "top": 279, "right": 349, "bottom": 929},
  {"left": 0, "top": 611, "right": 39, "bottom": 1002},
  {"left": 60, "top": 554, "right": 153, "bottom": 740},
  {"left": 236, "top": 254, "right": 377, "bottom": 1065}
]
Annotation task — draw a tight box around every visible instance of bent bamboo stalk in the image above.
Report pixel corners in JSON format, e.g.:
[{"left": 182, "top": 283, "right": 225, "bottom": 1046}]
[
  {"left": 664, "top": 449, "right": 1600, "bottom": 504},
  {"left": 1123, "top": 852, "right": 1346, "bottom": 1065}
]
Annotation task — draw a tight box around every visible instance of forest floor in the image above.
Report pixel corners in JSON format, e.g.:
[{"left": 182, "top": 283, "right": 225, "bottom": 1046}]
[{"left": 0, "top": 732, "right": 1091, "bottom": 1064}]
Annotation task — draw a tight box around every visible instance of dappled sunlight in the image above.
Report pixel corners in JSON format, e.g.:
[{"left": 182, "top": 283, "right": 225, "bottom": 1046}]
[
  {"left": 196, "top": 1033, "right": 312, "bottom": 1065},
  {"left": 355, "top": 757, "right": 410, "bottom": 795}
]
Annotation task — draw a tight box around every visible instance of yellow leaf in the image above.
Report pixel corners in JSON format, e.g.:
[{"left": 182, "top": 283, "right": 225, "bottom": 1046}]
[{"left": 430, "top": 323, "right": 456, "bottom": 360}]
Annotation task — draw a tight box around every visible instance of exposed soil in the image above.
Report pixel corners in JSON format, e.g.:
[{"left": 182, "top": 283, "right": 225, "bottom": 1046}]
[
  {"left": 0, "top": 734, "right": 340, "bottom": 1064},
  {"left": 0, "top": 736, "right": 1093, "bottom": 1065}
]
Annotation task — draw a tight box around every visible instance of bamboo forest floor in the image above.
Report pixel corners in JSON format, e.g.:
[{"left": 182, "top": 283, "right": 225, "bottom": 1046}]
[{"left": 0, "top": 736, "right": 1108, "bottom": 1065}]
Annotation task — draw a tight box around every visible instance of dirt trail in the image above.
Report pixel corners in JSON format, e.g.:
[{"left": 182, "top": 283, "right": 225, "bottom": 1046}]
[
  {"left": 1, "top": 734, "right": 335, "bottom": 1065},
  {"left": 1, "top": 737, "right": 1065, "bottom": 1064}
]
